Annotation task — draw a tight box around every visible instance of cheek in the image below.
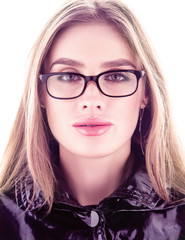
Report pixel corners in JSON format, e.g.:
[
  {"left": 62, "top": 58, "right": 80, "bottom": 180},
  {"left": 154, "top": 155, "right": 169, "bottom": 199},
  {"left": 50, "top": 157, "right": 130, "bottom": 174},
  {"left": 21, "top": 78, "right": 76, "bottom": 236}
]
[
  {"left": 115, "top": 96, "right": 141, "bottom": 136},
  {"left": 45, "top": 98, "right": 71, "bottom": 140}
]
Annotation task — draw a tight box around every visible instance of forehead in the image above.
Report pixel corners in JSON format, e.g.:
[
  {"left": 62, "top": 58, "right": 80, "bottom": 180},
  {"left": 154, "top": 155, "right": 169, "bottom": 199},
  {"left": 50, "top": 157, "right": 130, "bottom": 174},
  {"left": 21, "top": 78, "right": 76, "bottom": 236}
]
[
  {"left": 49, "top": 22, "right": 131, "bottom": 55},
  {"left": 44, "top": 22, "right": 141, "bottom": 72}
]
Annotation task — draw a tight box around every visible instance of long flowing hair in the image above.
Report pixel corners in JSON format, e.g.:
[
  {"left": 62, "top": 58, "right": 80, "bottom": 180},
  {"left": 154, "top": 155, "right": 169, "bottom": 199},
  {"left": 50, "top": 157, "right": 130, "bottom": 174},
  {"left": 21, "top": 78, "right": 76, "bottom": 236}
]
[{"left": 1, "top": 0, "right": 185, "bottom": 211}]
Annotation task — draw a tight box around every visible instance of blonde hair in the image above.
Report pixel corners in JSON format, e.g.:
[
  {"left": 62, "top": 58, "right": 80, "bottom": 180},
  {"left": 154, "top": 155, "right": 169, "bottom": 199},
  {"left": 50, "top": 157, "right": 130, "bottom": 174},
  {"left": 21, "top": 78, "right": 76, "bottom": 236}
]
[{"left": 1, "top": 0, "right": 185, "bottom": 211}]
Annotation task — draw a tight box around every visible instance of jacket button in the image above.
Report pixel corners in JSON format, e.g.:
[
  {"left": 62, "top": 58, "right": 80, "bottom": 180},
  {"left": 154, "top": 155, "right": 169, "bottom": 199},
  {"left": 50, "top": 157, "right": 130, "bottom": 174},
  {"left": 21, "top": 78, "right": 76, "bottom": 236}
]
[{"left": 86, "top": 210, "right": 99, "bottom": 227}]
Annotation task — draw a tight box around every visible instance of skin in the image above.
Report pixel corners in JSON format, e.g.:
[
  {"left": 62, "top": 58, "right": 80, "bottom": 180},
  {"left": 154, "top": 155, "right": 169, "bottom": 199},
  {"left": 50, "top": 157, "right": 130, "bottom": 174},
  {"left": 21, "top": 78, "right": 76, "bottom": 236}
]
[{"left": 42, "top": 22, "right": 147, "bottom": 205}]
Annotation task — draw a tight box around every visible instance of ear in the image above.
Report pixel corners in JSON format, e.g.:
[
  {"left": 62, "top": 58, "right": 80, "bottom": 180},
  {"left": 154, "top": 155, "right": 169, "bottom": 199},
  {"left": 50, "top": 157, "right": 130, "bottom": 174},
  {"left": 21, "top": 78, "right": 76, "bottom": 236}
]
[
  {"left": 140, "top": 94, "right": 148, "bottom": 109},
  {"left": 39, "top": 84, "right": 46, "bottom": 109}
]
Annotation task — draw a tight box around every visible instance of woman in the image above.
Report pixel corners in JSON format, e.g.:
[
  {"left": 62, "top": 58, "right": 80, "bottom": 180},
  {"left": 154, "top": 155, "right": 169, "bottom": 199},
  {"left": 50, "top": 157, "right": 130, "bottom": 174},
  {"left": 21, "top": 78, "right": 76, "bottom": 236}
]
[{"left": 0, "top": 0, "right": 185, "bottom": 239}]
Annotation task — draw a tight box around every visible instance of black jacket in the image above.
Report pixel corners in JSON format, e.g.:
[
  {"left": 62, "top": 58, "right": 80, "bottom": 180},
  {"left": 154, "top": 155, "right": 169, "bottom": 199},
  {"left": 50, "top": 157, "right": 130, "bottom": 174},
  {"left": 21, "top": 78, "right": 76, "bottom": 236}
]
[{"left": 0, "top": 162, "right": 185, "bottom": 240}]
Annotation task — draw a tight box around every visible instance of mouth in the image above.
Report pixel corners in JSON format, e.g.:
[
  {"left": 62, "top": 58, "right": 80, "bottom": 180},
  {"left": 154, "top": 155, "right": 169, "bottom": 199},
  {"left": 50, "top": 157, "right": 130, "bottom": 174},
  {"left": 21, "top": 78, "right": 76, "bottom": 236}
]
[
  {"left": 73, "top": 118, "right": 113, "bottom": 136},
  {"left": 77, "top": 124, "right": 108, "bottom": 127}
]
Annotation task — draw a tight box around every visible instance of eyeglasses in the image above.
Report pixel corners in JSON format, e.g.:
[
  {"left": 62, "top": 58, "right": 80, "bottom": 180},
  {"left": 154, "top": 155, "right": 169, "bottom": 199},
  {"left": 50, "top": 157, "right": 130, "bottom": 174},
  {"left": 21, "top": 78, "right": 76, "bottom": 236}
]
[{"left": 39, "top": 69, "right": 145, "bottom": 99}]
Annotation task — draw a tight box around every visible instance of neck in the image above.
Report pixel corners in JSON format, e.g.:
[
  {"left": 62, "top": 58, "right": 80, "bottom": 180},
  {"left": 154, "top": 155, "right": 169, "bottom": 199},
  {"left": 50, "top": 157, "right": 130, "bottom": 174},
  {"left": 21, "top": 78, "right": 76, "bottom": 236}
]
[{"left": 59, "top": 145, "right": 131, "bottom": 206}]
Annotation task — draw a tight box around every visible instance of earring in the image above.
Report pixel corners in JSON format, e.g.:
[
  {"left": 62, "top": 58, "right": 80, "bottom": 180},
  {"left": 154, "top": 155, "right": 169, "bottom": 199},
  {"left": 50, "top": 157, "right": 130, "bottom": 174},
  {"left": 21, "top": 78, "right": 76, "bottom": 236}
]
[
  {"left": 40, "top": 104, "right": 46, "bottom": 109},
  {"left": 139, "top": 109, "right": 145, "bottom": 155}
]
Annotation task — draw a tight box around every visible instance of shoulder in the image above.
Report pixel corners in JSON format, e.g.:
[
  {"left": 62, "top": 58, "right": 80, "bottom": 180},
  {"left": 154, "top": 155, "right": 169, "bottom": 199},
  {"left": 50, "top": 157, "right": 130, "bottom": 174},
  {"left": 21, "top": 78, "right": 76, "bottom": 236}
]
[
  {"left": 0, "top": 193, "right": 22, "bottom": 239},
  {"left": 0, "top": 193, "right": 34, "bottom": 240}
]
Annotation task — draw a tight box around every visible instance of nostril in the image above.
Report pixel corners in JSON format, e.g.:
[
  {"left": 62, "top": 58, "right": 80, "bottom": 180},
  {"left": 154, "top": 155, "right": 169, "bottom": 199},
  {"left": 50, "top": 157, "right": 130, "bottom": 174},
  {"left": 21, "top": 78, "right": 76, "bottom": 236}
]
[
  {"left": 83, "top": 105, "right": 88, "bottom": 109},
  {"left": 82, "top": 104, "right": 101, "bottom": 110}
]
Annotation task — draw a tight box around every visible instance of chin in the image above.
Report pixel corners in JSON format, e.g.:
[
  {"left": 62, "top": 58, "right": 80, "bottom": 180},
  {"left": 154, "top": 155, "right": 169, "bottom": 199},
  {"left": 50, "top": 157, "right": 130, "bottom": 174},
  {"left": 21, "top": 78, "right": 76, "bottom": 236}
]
[{"left": 76, "top": 148, "right": 114, "bottom": 159}]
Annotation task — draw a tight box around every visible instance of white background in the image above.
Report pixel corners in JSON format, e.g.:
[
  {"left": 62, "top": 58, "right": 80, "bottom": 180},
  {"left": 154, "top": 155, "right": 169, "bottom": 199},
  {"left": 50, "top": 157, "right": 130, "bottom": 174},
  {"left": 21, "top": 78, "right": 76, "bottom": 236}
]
[{"left": 0, "top": 0, "right": 185, "bottom": 160}]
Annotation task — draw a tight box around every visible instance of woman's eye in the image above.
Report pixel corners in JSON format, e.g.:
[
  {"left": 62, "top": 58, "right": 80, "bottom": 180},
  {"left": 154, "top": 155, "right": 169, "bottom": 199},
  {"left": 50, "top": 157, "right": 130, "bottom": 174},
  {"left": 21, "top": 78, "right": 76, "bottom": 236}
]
[
  {"left": 104, "top": 73, "right": 130, "bottom": 82},
  {"left": 56, "top": 74, "right": 80, "bottom": 81}
]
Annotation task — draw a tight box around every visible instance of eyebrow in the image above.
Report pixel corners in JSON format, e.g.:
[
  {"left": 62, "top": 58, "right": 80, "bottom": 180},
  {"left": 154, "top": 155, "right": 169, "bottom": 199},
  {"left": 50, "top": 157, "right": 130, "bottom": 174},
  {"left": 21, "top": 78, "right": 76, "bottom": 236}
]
[
  {"left": 101, "top": 59, "right": 137, "bottom": 69},
  {"left": 50, "top": 58, "right": 84, "bottom": 70},
  {"left": 49, "top": 58, "right": 136, "bottom": 71}
]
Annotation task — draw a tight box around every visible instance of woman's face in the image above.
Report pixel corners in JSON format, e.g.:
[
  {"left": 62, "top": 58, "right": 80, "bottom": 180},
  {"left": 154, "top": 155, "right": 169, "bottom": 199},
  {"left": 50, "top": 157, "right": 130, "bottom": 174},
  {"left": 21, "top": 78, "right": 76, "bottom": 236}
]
[{"left": 42, "top": 22, "right": 147, "bottom": 159}]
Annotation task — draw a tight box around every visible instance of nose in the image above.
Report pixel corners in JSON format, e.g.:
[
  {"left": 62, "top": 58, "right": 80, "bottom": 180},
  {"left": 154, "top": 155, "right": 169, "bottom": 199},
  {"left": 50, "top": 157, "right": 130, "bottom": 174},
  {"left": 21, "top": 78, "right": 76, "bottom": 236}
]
[{"left": 79, "top": 81, "right": 104, "bottom": 111}]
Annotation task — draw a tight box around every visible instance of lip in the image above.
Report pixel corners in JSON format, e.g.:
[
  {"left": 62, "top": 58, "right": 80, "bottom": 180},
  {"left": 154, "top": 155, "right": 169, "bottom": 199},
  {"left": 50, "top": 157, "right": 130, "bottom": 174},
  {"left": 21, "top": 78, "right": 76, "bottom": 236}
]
[{"left": 73, "top": 118, "right": 113, "bottom": 136}]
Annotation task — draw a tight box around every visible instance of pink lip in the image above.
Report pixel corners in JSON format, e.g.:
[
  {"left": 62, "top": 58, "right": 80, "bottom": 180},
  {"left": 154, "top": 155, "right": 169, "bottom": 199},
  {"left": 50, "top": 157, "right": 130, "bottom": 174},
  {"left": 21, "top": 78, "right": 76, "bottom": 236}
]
[{"left": 73, "top": 118, "right": 113, "bottom": 136}]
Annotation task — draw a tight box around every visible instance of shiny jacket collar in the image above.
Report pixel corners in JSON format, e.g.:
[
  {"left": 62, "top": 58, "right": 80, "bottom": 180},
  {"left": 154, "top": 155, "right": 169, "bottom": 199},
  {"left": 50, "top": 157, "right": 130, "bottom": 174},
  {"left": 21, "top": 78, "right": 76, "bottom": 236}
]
[{"left": 14, "top": 162, "right": 179, "bottom": 219}]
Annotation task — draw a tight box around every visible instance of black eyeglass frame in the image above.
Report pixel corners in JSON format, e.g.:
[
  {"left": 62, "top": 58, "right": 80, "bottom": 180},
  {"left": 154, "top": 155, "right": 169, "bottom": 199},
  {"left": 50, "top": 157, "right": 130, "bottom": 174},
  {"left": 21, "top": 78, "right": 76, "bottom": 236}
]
[{"left": 39, "top": 69, "right": 145, "bottom": 100}]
